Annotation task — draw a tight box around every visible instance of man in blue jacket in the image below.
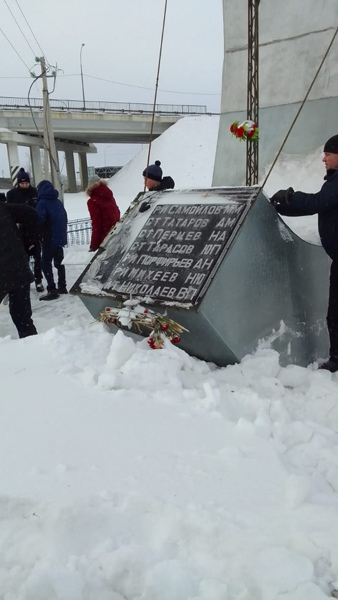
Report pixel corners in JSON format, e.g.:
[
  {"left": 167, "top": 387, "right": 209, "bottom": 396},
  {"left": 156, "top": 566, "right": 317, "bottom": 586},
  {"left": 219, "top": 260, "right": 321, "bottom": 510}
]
[
  {"left": 270, "top": 134, "right": 338, "bottom": 372},
  {"left": 36, "top": 180, "right": 68, "bottom": 301}
]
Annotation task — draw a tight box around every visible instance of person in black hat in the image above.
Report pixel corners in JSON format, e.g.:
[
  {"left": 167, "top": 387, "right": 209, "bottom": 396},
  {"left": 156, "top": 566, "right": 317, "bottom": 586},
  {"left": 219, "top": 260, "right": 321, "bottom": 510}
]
[
  {"left": 139, "top": 160, "right": 175, "bottom": 213},
  {"left": 6, "top": 168, "right": 44, "bottom": 293},
  {"left": 6, "top": 168, "right": 38, "bottom": 207},
  {"left": 142, "top": 160, "right": 175, "bottom": 192},
  {"left": 270, "top": 134, "right": 338, "bottom": 372}
]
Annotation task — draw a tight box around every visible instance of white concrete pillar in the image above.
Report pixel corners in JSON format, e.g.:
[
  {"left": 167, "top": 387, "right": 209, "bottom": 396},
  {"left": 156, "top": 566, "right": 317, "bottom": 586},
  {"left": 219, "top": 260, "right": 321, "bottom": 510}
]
[
  {"left": 30, "top": 146, "right": 43, "bottom": 186},
  {"left": 78, "top": 152, "right": 88, "bottom": 190},
  {"left": 6, "top": 142, "right": 20, "bottom": 186},
  {"left": 65, "top": 150, "right": 77, "bottom": 192}
]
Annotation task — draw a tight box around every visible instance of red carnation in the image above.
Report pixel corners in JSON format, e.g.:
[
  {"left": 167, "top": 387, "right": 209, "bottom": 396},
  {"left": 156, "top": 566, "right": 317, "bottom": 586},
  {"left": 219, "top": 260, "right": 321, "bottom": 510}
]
[
  {"left": 236, "top": 126, "right": 244, "bottom": 138},
  {"left": 230, "top": 123, "right": 236, "bottom": 133}
]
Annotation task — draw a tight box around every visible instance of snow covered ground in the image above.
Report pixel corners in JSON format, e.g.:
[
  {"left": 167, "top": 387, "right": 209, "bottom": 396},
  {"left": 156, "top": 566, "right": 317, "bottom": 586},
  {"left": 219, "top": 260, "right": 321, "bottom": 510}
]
[{"left": 1, "top": 116, "right": 337, "bottom": 600}]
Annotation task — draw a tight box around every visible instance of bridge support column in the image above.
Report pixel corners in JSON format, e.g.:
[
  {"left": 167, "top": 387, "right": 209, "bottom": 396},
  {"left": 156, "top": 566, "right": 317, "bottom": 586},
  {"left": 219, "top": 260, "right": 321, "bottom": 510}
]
[
  {"left": 78, "top": 152, "right": 88, "bottom": 190},
  {"left": 30, "top": 146, "right": 43, "bottom": 186},
  {"left": 65, "top": 150, "right": 77, "bottom": 192},
  {"left": 6, "top": 142, "right": 20, "bottom": 186}
]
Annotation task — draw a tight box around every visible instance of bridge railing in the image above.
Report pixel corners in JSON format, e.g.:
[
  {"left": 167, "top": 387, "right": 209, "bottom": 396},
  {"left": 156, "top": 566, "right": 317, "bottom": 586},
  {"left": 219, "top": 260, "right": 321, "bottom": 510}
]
[
  {"left": 0, "top": 96, "right": 208, "bottom": 115},
  {"left": 67, "top": 217, "right": 92, "bottom": 246}
]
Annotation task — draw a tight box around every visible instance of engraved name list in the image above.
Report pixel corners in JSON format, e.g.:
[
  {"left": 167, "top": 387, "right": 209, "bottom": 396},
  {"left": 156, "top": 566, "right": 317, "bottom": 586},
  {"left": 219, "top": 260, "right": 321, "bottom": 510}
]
[{"left": 104, "top": 202, "right": 245, "bottom": 304}]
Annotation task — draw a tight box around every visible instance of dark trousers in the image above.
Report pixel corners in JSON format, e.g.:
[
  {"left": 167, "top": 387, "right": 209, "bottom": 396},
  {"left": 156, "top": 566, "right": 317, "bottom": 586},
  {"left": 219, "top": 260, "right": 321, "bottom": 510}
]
[
  {"left": 32, "top": 242, "right": 43, "bottom": 284},
  {"left": 327, "top": 258, "right": 338, "bottom": 358},
  {"left": 41, "top": 245, "right": 66, "bottom": 292},
  {"left": 8, "top": 283, "right": 37, "bottom": 338}
]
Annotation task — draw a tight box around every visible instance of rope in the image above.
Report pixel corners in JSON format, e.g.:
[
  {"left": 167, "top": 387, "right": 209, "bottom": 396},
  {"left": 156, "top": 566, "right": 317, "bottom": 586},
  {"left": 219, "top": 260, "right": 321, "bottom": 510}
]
[
  {"left": 260, "top": 26, "right": 338, "bottom": 191},
  {"left": 144, "top": 0, "right": 168, "bottom": 191}
]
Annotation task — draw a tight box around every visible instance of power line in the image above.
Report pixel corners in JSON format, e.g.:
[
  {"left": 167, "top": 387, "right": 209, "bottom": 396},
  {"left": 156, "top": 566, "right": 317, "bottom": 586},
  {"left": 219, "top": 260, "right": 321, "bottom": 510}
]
[
  {"left": 13, "top": 0, "right": 46, "bottom": 59},
  {"left": 0, "top": 71, "right": 221, "bottom": 96},
  {"left": 84, "top": 73, "right": 221, "bottom": 96},
  {"left": 3, "top": 0, "right": 36, "bottom": 58},
  {"left": 0, "top": 26, "right": 30, "bottom": 71}
]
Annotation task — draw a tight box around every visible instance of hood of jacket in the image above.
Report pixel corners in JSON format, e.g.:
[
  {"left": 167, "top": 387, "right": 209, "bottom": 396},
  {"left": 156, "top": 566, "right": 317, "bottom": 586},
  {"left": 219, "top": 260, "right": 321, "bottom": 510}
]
[
  {"left": 89, "top": 182, "right": 115, "bottom": 202},
  {"left": 37, "top": 180, "right": 59, "bottom": 200}
]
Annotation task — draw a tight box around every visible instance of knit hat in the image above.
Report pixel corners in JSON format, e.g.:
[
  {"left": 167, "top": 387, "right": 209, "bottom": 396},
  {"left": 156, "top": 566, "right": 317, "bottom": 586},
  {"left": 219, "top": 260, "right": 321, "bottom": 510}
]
[
  {"left": 324, "top": 135, "right": 338, "bottom": 154},
  {"left": 143, "top": 160, "right": 162, "bottom": 182},
  {"left": 17, "top": 167, "right": 30, "bottom": 184}
]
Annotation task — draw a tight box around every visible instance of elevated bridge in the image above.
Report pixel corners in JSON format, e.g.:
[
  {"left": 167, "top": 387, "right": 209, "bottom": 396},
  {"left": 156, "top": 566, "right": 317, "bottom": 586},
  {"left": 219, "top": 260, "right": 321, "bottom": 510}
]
[
  {"left": 0, "top": 97, "right": 209, "bottom": 191},
  {"left": 0, "top": 96, "right": 208, "bottom": 144}
]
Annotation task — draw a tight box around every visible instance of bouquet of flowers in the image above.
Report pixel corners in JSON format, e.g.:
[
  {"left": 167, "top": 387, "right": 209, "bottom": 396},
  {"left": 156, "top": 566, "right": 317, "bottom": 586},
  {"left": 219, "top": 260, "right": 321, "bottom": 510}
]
[
  {"left": 230, "top": 120, "right": 259, "bottom": 142},
  {"left": 99, "top": 299, "right": 188, "bottom": 349}
]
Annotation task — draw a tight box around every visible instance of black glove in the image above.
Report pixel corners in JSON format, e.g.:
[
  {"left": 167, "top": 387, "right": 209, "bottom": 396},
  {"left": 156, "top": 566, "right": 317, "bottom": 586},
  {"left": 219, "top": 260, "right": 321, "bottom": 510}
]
[
  {"left": 139, "top": 202, "right": 151, "bottom": 213},
  {"left": 270, "top": 187, "right": 294, "bottom": 207}
]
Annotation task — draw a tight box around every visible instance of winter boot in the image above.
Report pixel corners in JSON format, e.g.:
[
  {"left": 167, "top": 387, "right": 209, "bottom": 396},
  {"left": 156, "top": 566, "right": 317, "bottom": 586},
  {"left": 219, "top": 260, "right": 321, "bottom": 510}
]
[
  {"left": 57, "top": 286, "right": 68, "bottom": 294},
  {"left": 318, "top": 357, "right": 338, "bottom": 373},
  {"left": 35, "top": 282, "right": 44, "bottom": 293},
  {"left": 39, "top": 289, "right": 60, "bottom": 301}
]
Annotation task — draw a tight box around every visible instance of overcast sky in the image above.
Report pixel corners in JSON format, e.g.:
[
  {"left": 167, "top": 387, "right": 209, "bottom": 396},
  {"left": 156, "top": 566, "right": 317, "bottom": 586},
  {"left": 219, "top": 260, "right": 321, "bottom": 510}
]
[
  {"left": 1, "top": 1, "right": 223, "bottom": 105},
  {"left": 0, "top": 0, "right": 224, "bottom": 174}
]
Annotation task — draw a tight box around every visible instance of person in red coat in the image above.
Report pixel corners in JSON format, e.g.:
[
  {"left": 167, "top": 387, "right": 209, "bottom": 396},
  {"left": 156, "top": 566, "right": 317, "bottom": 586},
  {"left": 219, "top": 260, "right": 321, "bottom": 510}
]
[{"left": 86, "top": 180, "right": 120, "bottom": 251}]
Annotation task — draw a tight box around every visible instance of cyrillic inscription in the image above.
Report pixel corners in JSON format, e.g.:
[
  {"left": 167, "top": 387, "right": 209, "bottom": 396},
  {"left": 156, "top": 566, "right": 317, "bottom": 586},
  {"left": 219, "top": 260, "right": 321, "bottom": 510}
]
[{"left": 103, "top": 203, "right": 245, "bottom": 304}]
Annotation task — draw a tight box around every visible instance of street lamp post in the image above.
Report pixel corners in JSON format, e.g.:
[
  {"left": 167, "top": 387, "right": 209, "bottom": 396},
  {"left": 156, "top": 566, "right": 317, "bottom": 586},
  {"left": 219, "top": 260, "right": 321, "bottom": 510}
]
[{"left": 80, "top": 43, "right": 86, "bottom": 110}]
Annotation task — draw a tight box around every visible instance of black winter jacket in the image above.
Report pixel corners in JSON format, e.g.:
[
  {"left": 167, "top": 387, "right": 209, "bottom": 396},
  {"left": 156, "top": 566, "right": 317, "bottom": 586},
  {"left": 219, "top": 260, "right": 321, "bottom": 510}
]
[
  {"left": 276, "top": 169, "right": 338, "bottom": 260},
  {"left": 138, "top": 176, "right": 175, "bottom": 213},
  {"left": 6, "top": 185, "right": 38, "bottom": 208},
  {"left": 155, "top": 176, "right": 175, "bottom": 191},
  {"left": 0, "top": 203, "right": 39, "bottom": 295}
]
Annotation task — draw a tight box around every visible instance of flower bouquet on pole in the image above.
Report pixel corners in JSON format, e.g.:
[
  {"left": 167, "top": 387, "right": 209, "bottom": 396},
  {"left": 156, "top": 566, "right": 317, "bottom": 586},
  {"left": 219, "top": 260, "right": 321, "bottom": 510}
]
[
  {"left": 230, "top": 120, "right": 259, "bottom": 142},
  {"left": 99, "top": 298, "right": 188, "bottom": 349}
]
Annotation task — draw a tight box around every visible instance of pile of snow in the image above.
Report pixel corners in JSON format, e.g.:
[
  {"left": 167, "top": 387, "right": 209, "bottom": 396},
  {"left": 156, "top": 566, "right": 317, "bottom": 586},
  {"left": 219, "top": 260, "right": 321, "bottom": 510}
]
[
  {"left": 109, "top": 115, "right": 220, "bottom": 213},
  {"left": 0, "top": 115, "right": 336, "bottom": 600}
]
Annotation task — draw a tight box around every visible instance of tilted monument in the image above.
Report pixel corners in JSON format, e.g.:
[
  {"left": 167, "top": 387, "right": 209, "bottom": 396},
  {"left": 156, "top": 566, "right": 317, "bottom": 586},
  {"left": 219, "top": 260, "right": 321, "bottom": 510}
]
[{"left": 71, "top": 187, "right": 329, "bottom": 367}]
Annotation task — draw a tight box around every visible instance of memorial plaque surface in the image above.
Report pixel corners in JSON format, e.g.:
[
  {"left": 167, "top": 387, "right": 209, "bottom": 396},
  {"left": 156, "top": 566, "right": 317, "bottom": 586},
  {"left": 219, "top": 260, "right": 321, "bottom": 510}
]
[{"left": 101, "top": 202, "right": 246, "bottom": 304}]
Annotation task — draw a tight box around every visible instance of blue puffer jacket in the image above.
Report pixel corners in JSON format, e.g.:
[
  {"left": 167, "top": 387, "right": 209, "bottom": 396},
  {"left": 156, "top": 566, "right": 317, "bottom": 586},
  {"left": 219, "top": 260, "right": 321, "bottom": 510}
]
[
  {"left": 36, "top": 180, "right": 68, "bottom": 247},
  {"left": 276, "top": 169, "right": 338, "bottom": 260}
]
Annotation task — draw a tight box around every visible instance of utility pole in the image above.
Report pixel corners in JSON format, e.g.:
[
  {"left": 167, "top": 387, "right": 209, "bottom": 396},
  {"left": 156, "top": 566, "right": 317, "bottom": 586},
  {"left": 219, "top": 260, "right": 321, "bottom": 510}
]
[
  {"left": 40, "top": 56, "right": 63, "bottom": 201},
  {"left": 246, "top": 0, "right": 259, "bottom": 186}
]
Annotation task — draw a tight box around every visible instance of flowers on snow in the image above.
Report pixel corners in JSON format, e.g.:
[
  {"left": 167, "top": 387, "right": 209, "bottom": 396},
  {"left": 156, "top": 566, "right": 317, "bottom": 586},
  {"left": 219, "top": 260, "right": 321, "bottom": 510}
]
[{"left": 99, "top": 300, "right": 188, "bottom": 350}]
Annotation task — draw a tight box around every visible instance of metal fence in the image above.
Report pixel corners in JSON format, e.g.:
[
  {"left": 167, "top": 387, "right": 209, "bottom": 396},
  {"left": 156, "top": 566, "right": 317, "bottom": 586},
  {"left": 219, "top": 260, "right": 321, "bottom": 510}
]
[
  {"left": 0, "top": 96, "right": 208, "bottom": 116},
  {"left": 67, "top": 218, "right": 92, "bottom": 246}
]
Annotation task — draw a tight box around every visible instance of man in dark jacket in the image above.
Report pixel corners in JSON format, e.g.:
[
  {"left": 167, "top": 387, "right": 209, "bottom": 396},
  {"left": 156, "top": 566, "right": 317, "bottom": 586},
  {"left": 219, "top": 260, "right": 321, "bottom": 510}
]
[
  {"left": 270, "top": 134, "right": 338, "bottom": 372},
  {"left": 139, "top": 160, "right": 175, "bottom": 213},
  {"left": 0, "top": 203, "right": 39, "bottom": 338},
  {"left": 6, "top": 168, "right": 44, "bottom": 293},
  {"left": 36, "top": 180, "right": 68, "bottom": 301},
  {"left": 142, "top": 160, "right": 175, "bottom": 192},
  {"left": 6, "top": 168, "right": 38, "bottom": 207}
]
